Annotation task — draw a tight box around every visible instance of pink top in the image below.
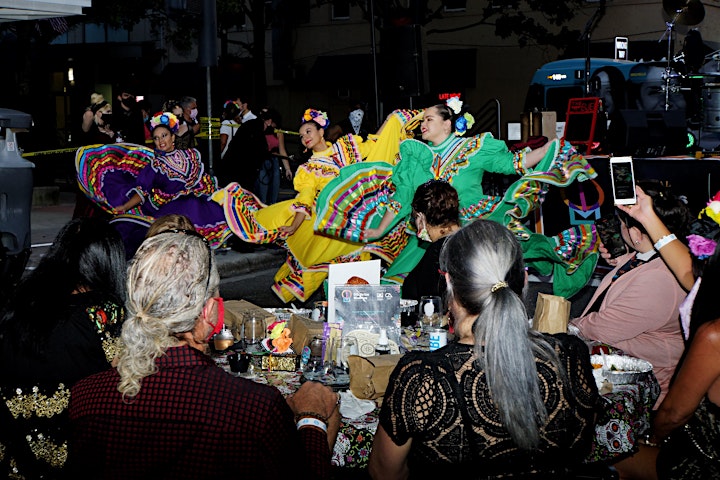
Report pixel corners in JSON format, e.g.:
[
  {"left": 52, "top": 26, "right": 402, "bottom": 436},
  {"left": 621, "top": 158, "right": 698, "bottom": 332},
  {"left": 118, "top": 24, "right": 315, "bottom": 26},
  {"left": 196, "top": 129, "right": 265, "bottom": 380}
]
[
  {"left": 265, "top": 133, "right": 280, "bottom": 152},
  {"left": 571, "top": 252, "right": 686, "bottom": 407}
]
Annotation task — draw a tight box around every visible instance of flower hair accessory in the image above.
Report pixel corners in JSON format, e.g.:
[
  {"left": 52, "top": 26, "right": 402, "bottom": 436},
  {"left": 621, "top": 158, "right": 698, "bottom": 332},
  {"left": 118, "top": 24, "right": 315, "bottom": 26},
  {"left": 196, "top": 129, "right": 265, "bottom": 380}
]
[
  {"left": 687, "top": 234, "right": 717, "bottom": 260},
  {"left": 455, "top": 113, "right": 475, "bottom": 137},
  {"left": 446, "top": 96, "right": 463, "bottom": 114},
  {"left": 223, "top": 99, "right": 241, "bottom": 110},
  {"left": 701, "top": 191, "right": 720, "bottom": 225},
  {"left": 150, "top": 112, "right": 180, "bottom": 134},
  {"left": 445, "top": 96, "right": 475, "bottom": 136},
  {"left": 301, "top": 108, "right": 329, "bottom": 128}
]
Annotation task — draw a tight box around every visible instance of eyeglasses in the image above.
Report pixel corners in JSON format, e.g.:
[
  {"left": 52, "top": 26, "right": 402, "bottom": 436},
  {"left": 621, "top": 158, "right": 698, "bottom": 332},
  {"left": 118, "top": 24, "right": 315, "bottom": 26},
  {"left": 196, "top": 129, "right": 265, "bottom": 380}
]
[{"left": 155, "top": 228, "right": 213, "bottom": 294}]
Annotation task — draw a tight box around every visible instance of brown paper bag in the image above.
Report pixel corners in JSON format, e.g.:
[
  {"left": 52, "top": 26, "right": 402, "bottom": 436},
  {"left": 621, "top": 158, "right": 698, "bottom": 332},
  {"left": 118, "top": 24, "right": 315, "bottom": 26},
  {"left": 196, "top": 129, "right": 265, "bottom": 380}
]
[
  {"left": 348, "top": 354, "right": 403, "bottom": 401},
  {"left": 287, "top": 314, "right": 325, "bottom": 354},
  {"left": 223, "top": 300, "right": 276, "bottom": 340},
  {"left": 532, "top": 293, "right": 571, "bottom": 334}
]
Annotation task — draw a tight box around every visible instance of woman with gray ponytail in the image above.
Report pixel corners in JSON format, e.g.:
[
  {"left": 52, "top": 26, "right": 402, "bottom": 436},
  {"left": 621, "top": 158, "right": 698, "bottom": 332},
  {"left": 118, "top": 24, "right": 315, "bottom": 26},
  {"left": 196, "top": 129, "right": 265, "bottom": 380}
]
[{"left": 369, "top": 219, "right": 600, "bottom": 479}]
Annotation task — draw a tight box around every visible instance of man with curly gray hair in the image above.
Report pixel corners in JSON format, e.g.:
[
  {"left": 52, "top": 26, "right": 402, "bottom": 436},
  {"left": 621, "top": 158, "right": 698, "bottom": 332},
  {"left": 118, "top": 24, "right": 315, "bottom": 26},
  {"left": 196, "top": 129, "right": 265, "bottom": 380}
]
[{"left": 68, "top": 230, "right": 340, "bottom": 478}]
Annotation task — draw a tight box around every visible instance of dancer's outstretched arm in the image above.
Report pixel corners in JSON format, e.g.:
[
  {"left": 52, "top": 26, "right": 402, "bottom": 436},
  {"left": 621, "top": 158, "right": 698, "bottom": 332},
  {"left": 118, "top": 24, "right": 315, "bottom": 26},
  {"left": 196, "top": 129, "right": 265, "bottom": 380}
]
[
  {"left": 523, "top": 139, "right": 554, "bottom": 170},
  {"left": 365, "top": 210, "right": 396, "bottom": 240},
  {"left": 279, "top": 211, "right": 305, "bottom": 236},
  {"left": 116, "top": 192, "right": 142, "bottom": 214}
]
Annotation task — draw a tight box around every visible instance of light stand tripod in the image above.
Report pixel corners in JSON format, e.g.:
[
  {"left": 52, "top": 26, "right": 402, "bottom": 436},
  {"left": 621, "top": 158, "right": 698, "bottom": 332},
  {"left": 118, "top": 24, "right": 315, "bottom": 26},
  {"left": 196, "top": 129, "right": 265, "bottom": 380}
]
[{"left": 658, "top": 13, "right": 682, "bottom": 111}]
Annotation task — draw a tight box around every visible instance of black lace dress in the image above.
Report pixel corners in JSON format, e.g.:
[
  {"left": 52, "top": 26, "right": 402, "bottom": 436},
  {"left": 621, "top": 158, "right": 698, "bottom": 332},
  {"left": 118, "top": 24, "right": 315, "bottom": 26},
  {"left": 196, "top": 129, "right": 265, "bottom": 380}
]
[{"left": 379, "top": 334, "right": 600, "bottom": 478}]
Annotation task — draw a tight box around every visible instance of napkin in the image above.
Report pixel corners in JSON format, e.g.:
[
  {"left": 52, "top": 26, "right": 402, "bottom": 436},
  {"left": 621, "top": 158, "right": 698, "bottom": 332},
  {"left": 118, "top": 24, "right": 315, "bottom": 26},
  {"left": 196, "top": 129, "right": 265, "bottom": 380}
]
[{"left": 339, "top": 390, "right": 376, "bottom": 419}]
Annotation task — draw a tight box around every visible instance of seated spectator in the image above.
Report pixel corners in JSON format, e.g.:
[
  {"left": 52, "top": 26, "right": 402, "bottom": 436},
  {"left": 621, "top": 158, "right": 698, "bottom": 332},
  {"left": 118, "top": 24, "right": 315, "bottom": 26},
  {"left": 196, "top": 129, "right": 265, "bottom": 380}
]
[
  {"left": 614, "top": 232, "right": 720, "bottom": 479},
  {"left": 369, "top": 219, "right": 599, "bottom": 478},
  {"left": 67, "top": 230, "right": 340, "bottom": 478},
  {"left": 145, "top": 213, "right": 196, "bottom": 238},
  {"left": 571, "top": 179, "right": 692, "bottom": 406},
  {"left": 401, "top": 179, "right": 460, "bottom": 302},
  {"left": 0, "top": 218, "right": 126, "bottom": 478}
]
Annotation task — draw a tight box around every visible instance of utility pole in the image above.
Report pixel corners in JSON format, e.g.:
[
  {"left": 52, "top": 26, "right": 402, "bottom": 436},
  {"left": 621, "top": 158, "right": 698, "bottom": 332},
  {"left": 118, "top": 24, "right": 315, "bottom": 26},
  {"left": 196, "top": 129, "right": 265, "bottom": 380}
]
[{"left": 199, "top": 0, "right": 218, "bottom": 173}]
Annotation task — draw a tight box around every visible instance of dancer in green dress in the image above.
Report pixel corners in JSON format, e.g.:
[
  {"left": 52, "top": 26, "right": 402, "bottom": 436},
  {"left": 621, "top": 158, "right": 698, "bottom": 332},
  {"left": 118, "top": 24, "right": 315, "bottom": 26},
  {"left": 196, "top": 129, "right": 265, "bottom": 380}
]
[{"left": 315, "top": 98, "right": 599, "bottom": 298}]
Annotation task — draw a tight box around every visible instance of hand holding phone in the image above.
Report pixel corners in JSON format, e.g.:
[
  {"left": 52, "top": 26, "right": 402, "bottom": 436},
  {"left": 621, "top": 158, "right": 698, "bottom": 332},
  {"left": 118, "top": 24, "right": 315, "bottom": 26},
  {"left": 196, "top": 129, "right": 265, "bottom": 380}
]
[
  {"left": 595, "top": 214, "right": 627, "bottom": 259},
  {"left": 610, "top": 156, "right": 636, "bottom": 205}
]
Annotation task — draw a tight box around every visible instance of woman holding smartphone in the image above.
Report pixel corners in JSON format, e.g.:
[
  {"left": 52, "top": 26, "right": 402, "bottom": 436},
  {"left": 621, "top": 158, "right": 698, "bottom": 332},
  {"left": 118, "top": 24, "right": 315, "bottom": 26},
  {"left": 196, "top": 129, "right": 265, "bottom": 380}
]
[{"left": 570, "top": 179, "right": 692, "bottom": 406}]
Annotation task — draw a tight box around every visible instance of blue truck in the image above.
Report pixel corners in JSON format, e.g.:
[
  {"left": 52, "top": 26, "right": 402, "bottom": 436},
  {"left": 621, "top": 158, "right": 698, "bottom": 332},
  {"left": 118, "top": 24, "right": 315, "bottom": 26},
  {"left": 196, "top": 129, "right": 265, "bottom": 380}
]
[{"left": 524, "top": 57, "right": 687, "bottom": 122}]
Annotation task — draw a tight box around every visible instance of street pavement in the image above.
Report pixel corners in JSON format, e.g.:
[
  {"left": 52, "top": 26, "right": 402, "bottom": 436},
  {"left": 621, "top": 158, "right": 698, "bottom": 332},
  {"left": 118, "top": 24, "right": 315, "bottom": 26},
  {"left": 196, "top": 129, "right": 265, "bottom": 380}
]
[
  {"left": 28, "top": 192, "right": 598, "bottom": 316},
  {"left": 27, "top": 191, "right": 290, "bottom": 307}
]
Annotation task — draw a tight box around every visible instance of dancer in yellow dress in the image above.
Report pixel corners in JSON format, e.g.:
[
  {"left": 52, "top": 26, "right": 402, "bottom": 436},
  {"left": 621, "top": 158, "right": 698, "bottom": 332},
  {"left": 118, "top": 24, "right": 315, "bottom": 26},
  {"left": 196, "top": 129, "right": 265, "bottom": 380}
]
[{"left": 214, "top": 108, "right": 420, "bottom": 303}]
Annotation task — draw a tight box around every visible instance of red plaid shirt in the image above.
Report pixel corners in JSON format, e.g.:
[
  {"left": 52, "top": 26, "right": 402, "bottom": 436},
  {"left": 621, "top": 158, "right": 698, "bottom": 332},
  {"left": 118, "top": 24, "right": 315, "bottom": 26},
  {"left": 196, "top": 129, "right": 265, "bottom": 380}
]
[{"left": 68, "top": 345, "right": 330, "bottom": 479}]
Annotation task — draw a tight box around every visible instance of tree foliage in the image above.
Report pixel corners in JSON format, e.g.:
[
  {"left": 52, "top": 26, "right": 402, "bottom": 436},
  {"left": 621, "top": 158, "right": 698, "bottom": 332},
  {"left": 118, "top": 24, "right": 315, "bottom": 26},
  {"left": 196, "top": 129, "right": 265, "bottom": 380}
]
[{"left": 317, "top": 0, "right": 586, "bottom": 51}]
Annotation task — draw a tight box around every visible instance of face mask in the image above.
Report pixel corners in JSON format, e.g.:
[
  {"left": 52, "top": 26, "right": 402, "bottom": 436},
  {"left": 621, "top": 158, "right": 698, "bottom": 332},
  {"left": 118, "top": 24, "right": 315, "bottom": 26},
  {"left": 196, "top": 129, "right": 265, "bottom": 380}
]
[
  {"left": 349, "top": 109, "right": 364, "bottom": 134},
  {"left": 190, "top": 108, "right": 198, "bottom": 120},
  {"left": 206, "top": 297, "right": 225, "bottom": 341},
  {"left": 418, "top": 227, "right": 432, "bottom": 242},
  {"left": 122, "top": 96, "right": 135, "bottom": 108},
  {"left": 100, "top": 113, "right": 113, "bottom": 125},
  {"left": 143, "top": 116, "right": 149, "bottom": 123}
]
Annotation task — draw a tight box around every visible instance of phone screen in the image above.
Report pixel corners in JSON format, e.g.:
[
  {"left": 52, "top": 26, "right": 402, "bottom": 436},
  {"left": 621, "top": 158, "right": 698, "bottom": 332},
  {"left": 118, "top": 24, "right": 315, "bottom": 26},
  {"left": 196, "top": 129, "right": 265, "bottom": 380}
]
[
  {"left": 595, "top": 214, "right": 626, "bottom": 258},
  {"left": 610, "top": 158, "right": 636, "bottom": 205}
]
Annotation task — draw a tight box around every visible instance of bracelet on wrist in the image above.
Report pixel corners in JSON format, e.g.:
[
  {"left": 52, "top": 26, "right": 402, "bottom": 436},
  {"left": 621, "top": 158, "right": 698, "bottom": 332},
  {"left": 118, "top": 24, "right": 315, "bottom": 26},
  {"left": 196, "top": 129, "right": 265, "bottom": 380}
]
[
  {"left": 294, "top": 411, "right": 327, "bottom": 423},
  {"left": 296, "top": 417, "right": 327, "bottom": 433},
  {"left": 654, "top": 233, "right": 677, "bottom": 251}
]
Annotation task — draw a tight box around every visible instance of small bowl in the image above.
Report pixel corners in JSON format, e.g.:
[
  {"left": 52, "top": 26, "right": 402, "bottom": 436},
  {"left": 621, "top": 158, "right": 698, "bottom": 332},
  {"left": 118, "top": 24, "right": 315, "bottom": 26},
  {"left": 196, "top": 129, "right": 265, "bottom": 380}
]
[{"left": 591, "top": 354, "right": 653, "bottom": 385}]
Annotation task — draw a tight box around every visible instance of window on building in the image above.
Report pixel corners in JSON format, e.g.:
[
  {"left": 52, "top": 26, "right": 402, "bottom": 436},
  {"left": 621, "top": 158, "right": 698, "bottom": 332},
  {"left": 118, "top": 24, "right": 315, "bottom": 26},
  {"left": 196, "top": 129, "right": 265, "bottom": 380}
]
[
  {"left": 332, "top": 0, "right": 351, "bottom": 20},
  {"left": 82, "top": 23, "right": 129, "bottom": 43},
  {"left": 443, "top": 0, "right": 466, "bottom": 12},
  {"left": 490, "top": 0, "right": 518, "bottom": 9}
]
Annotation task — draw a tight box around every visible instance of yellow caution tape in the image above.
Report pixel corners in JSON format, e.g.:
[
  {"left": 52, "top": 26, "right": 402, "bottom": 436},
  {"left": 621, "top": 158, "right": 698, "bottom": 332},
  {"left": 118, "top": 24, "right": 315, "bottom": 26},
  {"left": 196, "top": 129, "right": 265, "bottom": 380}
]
[{"left": 22, "top": 147, "right": 79, "bottom": 157}]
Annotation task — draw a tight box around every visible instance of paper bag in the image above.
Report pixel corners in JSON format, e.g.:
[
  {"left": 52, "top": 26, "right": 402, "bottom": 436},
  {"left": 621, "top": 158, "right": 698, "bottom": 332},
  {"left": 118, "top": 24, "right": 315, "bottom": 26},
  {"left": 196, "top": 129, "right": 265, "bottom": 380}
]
[
  {"left": 532, "top": 293, "right": 571, "bottom": 334},
  {"left": 287, "top": 314, "right": 325, "bottom": 354},
  {"left": 348, "top": 354, "right": 402, "bottom": 401},
  {"left": 223, "top": 300, "right": 276, "bottom": 340}
]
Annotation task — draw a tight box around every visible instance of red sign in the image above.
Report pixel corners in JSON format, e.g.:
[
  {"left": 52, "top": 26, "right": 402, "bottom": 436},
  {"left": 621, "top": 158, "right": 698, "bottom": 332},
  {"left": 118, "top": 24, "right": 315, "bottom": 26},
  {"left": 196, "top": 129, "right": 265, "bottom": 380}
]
[{"left": 438, "top": 92, "right": 462, "bottom": 101}]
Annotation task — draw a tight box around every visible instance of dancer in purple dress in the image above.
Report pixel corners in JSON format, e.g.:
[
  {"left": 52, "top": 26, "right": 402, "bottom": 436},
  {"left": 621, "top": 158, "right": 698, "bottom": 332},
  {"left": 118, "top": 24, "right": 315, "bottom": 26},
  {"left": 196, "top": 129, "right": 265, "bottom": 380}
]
[{"left": 77, "top": 112, "right": 232, "bottom": 255}]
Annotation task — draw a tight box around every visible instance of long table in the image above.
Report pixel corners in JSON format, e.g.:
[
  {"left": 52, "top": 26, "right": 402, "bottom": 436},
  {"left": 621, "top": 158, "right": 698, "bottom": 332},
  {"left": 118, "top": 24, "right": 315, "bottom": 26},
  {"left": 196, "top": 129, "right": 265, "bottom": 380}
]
[{"left": 213, "top": 350, "right": 660, "bottom": 469}]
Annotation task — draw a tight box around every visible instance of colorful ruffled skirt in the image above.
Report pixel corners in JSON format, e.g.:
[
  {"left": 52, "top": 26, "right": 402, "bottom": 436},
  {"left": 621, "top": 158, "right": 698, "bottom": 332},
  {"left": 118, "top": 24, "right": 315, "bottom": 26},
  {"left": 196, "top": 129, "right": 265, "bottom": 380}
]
[
  {"left": 76, "top": 143, "right": 232, "bottom": 250},
  {"left": 315, "top": 141, "right": 600, "bottom": 299},
  {"left": 214, "top": 183, "right": 367, "bottom": 303}
]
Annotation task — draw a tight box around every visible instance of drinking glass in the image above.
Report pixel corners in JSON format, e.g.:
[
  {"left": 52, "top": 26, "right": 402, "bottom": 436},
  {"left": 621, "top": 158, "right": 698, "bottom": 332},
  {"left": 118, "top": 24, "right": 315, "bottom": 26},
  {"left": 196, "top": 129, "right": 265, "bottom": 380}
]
[
  {"left": 419, "top": 296, "right": 442, "bottom": 331},
  {"left": 338, "top": 336, "right": 358, "bottom": 370},
  {"left": 243, "top": 314, "right": 264, "bottom": 345},
  {"left": 307, "top": 336, "right": 326, "bottom": 374}
]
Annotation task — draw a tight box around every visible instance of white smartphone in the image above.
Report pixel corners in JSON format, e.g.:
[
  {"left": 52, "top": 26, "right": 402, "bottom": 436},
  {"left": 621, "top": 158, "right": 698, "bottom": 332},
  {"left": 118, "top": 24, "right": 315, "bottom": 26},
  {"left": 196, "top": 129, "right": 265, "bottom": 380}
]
[{"left": 610, "top": 156, "right": 636, "bottom": 205}]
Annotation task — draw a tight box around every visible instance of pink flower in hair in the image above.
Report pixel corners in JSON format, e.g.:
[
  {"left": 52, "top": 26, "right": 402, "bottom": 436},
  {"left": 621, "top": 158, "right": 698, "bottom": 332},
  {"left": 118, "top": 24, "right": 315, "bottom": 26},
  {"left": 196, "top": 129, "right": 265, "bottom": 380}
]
[{"left": 687, "top": 234, "right": 717, "bottom": 260}]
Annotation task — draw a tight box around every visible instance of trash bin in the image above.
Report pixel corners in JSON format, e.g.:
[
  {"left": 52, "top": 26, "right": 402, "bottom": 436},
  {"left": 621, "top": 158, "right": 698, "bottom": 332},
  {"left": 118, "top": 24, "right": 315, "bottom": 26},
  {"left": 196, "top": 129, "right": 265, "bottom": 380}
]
[{"left": 0, "top": 108, "right": 34, "bottom": 302}]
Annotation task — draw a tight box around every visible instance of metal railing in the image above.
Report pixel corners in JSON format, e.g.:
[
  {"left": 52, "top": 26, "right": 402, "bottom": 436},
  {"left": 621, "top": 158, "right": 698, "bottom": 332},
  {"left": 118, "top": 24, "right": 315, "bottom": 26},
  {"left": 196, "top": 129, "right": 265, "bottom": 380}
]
[{"left": 473, "top": 98, "right": 502, "bottom": 139}]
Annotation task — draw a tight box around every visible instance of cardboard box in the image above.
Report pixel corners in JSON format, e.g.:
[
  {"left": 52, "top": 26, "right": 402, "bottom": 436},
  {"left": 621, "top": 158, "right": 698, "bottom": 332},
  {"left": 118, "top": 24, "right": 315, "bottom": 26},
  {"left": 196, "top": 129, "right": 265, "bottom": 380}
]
[
  {"left": 288, "top": 313, "right": 325, "bottom": 354},
  {"left": 223, "top": 300, "right": 277, "bottom": 341},
  {"left": 520, "top": 111, "right": 557, "bottom": 142}
]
